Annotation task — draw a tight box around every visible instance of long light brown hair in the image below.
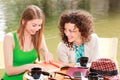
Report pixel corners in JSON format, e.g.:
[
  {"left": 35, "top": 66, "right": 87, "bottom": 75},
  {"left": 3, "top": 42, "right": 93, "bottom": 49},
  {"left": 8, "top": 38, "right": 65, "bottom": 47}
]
[{"left": 17, "top": 5, "right": 45, "bottom": 61}]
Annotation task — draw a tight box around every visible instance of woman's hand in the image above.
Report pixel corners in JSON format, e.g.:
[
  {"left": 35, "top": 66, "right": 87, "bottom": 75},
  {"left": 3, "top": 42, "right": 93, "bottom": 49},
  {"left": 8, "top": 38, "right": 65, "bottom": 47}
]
[
  {"left": 40, "top": 34, "right": 54, "bottom": 63},
  {"left": 44, "top": 52, "right": 53, "bottom": 63}
]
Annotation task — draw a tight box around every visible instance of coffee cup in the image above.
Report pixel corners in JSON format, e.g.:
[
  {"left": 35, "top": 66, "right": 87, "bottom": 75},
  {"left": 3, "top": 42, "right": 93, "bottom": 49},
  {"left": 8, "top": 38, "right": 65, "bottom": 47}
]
[
  {"left": 78, "top": 57, "right": 88, "bottom": 67},
  {"left": 30, "top": 67, "right": 42, "bottom": 79},
  {"left": 88, "top": 72, "right": 99, "bottom": 80}
]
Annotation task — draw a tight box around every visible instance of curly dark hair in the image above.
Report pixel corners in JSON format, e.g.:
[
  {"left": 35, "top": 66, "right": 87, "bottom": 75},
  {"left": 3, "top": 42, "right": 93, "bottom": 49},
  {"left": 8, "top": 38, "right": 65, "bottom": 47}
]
[{"left": 58, "top": 9, "right": 94, "bottom": 48}]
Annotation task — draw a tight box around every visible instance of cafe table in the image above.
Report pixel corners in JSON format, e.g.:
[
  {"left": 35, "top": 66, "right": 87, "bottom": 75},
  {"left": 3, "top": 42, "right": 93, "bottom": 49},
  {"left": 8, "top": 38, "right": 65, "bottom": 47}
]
[
  {"left": 23, "top": 61, "right": 70, "bottom": 80},
  {"left": 23, "top": 66, "right": 87, "bottom": 80},
  {"left": 23, "top": 62, "right": 108, "bottom": 80},
  {"left": 23, "top": 66, "right": 69, "bottom": 80},
  {"left": 23, "top": 63, "right": 90, "bottom": 80}
]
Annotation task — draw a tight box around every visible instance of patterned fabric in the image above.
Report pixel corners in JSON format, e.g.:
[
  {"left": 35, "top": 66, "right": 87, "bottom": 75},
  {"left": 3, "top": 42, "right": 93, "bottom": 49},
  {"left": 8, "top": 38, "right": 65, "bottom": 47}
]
[
  {"left": 90, "top": 58, "right": 116, "bottom": 71},
  {"left": 89, "top": 58, "right": 120, "bottom": 80},
  {"left": 74, "top": 44, "right": 84, "bottom": 63}
]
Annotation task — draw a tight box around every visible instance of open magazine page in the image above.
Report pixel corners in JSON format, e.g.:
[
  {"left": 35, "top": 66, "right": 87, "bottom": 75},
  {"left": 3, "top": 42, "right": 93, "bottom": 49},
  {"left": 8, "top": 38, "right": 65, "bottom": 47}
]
[
  {"left": 23, "top": 61, "right": 63, "bottom": 80},
  {"left": 35, "top": 61, "right": 63, "bottom": 73}
]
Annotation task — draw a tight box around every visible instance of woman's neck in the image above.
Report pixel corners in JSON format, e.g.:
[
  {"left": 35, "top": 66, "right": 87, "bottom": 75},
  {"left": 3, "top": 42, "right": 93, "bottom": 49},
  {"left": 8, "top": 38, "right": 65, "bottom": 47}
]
[
  {"left": 74, "top": 38, "right": 83, "bottom": 47},
  {"left": 24, "top": 30, "right": 32, "bottom": 39},
  {"left": 22, "top": 31, "right": 33, "bottom": 51}
]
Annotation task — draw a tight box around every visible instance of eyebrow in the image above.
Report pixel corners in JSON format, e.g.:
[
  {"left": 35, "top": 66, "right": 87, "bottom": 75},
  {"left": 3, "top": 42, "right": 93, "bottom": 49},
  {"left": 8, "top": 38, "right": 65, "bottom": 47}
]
[{"left": 73, "top": 26, "right": 77, "bottom": 30}]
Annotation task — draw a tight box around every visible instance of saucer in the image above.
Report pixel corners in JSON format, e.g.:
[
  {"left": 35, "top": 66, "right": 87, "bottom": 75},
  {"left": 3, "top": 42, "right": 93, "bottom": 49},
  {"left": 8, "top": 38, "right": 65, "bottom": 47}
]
[
  {"left": 75, "top": 63, "right": 91, "bottom": 68},
  {"left": 24, "top": 72, "right": 46, "bottom": 80}
]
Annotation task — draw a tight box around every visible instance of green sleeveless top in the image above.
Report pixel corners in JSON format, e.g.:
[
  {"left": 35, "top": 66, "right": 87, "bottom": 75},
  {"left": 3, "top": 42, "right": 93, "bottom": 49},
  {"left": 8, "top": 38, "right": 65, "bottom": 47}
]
[{"left": 3, "top": 32, "right": 37, "bottom": 80}]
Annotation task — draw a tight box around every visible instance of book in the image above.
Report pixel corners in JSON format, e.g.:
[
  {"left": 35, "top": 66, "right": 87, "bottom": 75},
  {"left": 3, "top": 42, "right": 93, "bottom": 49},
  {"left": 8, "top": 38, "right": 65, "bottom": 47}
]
[{"left": 35, "top": 61, "right": 63, "bottom": 73}]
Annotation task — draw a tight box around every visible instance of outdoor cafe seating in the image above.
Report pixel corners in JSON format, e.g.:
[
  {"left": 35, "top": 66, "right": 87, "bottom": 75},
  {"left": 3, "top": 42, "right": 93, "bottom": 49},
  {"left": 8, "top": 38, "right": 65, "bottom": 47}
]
[
  {"left": 0, "top": 37, "right": 119, "bottom": 80},
  {"left": 23, "top": 37, "right": 119, "bottom": 80}
]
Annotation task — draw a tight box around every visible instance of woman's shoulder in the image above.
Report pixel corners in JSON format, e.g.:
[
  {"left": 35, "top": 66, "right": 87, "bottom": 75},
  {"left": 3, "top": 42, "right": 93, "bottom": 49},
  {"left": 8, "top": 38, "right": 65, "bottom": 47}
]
[
  {"left": 85, "top": 33, "right": 99, "bottom": 45},
  {"left": 4, "top": 32, "right": 15, "bottom": 41},
  {"left": 90, "top": 33, "right": 99, "bottom": 41},
  {"left": 58, "top": 41, "right": 66, "bottom": 47},
  {"left": 58, "top": 41, "right": 71, "bottom": 50},
  {"left": 5, "top": 32, "right": 13, "bottom": 38},
  {"left": 91, "top": 33, "right": 98, "bottom": 38}
]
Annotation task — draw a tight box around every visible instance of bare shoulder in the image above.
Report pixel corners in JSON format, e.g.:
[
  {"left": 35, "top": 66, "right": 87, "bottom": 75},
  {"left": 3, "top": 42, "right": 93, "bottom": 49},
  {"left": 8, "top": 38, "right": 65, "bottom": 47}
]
[
  {"left": 4, "top": 33, "right": 14, "bottom": 42},
  {"left": 5, "top": 33, "right": 13, "bottom": 36}
]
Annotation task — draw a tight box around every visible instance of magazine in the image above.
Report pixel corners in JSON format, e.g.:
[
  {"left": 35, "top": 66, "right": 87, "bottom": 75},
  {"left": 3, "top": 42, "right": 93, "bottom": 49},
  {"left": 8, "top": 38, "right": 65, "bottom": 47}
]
[
  {"left": 66, "top": 67, "right": 88, "bottom": 78},
  {"left": 35, "top": 61, "right": 63, "bottom": 73}
]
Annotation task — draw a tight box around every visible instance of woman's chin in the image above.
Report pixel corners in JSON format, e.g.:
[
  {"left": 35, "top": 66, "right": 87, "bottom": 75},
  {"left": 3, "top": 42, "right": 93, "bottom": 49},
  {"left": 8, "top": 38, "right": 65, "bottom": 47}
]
[
  {"left": 31, "top": 33, "right": 36, "bottom": 35},
  {"left": 68, "top": 39, "right": 73, "bottom": 43}
]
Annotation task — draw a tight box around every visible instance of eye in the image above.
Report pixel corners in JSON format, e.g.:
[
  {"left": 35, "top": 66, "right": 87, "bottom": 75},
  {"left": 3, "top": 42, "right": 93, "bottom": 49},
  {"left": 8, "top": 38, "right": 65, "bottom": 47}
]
[
  {"left": 39, "top": 25, "right": 41, "bottom": 27},
  {"left": 69, "top": 30, "right": 73, "bottom": 33},
  {"left": 32, "top": 24, "right": 37, "bottom": 27},
  {"left": 69, "top": 30, "right": 76, "bottom": 33},
  {"left": 37, "top": 24, "right": 41, "bottom": 29}
]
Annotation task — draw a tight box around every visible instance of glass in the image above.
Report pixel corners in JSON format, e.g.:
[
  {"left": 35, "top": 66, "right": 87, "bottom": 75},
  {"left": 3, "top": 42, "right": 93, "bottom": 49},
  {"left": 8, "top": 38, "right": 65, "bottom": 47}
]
[{"left": 78, "top": 57, "right": 88, "bottom": 67}]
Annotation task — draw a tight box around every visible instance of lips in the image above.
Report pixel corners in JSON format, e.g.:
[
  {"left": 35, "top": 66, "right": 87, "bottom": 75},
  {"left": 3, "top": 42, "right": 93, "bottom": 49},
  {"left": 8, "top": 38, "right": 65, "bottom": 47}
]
[
  {"left": 31, "top": 30, "right": 36, "bottom": 34},
  {"left": 67, "top": 37, "right": 73, "bottom": 42},
  {"left": 67, "top": 36, "right": 72, "bottom": 40}
]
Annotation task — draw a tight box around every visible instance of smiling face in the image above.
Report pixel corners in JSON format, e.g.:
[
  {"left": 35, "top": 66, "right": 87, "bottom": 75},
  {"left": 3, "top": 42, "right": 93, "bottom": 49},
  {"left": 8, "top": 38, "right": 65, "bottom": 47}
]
[
  {"left": 64, "top": 23, "right": 82, "bottom": 43},
  {"left": 23, "top": 19, "right": 43, "bottom": 35}
]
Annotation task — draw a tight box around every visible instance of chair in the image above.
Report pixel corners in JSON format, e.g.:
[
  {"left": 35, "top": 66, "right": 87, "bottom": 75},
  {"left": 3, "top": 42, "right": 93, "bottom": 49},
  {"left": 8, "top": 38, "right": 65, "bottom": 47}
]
[
  {"left": 98, "top": 37, "right": 119, "bottom": 70},
  {"left": 0, "top": 42, "right": 5, "bottom": 69},
  {"left": 98, "top": 37, "right": 118, "bottom": 59}
]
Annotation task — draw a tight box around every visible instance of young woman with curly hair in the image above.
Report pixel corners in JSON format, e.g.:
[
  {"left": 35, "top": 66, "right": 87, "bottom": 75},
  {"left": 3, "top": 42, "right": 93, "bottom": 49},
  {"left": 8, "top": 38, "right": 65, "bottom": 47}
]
[{"left": 57, "top": 10, "right": 99, "bottom": 66}]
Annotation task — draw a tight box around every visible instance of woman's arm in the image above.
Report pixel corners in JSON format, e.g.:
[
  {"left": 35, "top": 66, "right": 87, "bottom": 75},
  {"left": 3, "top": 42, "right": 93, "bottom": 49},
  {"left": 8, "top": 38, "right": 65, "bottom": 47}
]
[
  {"left": 85, "top": 33, "right": 99, "bottom": 63},
  {"left": 40, "top": 34, "right": 53, "bottom": 63},
  {"left": 4, "top": 33, "right": 41, "bottom": 76},
  {"left": 57, "top": 42, "right": 75, "bottom": 67}
]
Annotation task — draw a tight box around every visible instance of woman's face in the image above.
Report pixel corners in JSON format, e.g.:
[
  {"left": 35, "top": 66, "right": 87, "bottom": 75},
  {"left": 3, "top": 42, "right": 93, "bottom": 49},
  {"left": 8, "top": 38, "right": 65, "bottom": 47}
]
[
  {"left": 64, "top": 23, "right": 81, "bottom": 43},
  {"left": 24, "top": 19, "right": 43, "bottom": 35}
]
